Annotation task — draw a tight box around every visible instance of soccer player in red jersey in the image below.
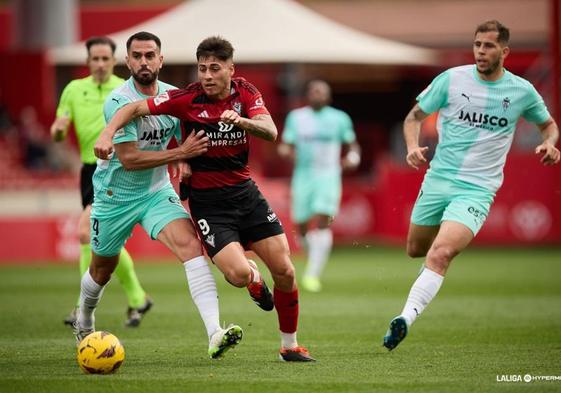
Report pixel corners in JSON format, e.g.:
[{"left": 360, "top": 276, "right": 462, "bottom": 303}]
[{"left": 95, "top": 36, "right": 315, "bottom": 362}]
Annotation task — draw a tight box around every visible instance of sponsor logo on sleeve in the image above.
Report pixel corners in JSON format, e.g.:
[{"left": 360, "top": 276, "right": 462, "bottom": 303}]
[{"left": 249, "top": 97, "right": 264, "bottom": 110}]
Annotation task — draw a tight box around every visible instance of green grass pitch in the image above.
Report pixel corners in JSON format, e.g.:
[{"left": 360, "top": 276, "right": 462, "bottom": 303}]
[{"left": 0, "top": 246, "right": 560, "bottom": 392}]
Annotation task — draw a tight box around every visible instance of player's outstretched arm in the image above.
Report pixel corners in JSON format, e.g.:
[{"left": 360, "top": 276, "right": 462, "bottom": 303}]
[
  {"left": 535, "top": 118, "right": 560, "bottom": 166},
  {"left": 403, "top": 103, "right": 430, "bottom": 170},
  {"left": 116, "top": 130, "right": 208, "bottom": 171},
  {"left": 95, "top": 100, "right": 151, "bottom": 159},
  {"left": 220, "top": 110, "right": 278, "bottom": 141}
]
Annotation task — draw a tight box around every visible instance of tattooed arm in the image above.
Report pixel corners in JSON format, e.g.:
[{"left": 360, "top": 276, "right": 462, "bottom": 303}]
[{"left": 403, "top": 103, "right": 431, "bottom": 170}]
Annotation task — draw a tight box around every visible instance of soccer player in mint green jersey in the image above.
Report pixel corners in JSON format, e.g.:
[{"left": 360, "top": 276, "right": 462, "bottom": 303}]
[
  {"left": 50, "top": 36, "right": 152, "bottom": 328},
  {"left": 74, "top": 32, "right": 242, "bottom": 359},
  {"left": 278, "top": 80, "right": 360, "bottom": 293},
  {"left": 383, "top": 20, "right": 560, "bottom": 351}
]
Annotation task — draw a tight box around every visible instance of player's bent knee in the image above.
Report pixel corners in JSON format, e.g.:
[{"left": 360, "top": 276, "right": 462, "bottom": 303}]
[
  {"left": 426, "top": 244, "right": 458, "bottom": 273},
  {"left": 271, "top": 263, "right": 296, "bottom": 287},
  {"left": 174, "top": 235, "right": 204, "bottom": 261},
  {"left": 223, "top": 265, "right": 252, "bottom": 288},
  {"left": 89, "top": 265, "right": 112, "bottom": 285}
]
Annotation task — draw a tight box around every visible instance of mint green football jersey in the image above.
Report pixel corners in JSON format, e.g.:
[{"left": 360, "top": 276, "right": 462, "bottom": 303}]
[
  {"left": 282, "top": 106, "right": 356, "bottom": 176},
  {"left": 417, "top": 65, "right": 550, "bottom": 193},
  {"left": 93, "top": 78, "right": 181, "bottom": 204}
]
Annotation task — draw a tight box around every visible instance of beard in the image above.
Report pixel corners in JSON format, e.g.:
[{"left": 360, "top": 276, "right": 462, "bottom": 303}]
[
  {"left": 132, "top": 68, "right": 158, "bottom": 86},
  {"left": 478, "top": 58, "right": 501, "bottom": 75}
]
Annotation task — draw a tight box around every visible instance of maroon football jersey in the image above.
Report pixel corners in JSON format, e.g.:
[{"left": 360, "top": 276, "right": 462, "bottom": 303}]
[{"left": 147, "top": 77, "right": 270, "bottom": 191}]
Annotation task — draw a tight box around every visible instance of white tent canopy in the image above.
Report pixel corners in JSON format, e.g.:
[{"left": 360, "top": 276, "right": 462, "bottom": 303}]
[{"left": 49, "top": 0, "right": 436, "bottom": 65}]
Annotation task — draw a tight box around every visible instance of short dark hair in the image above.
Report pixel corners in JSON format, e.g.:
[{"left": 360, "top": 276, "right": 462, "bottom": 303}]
[
  {"left": 85, "top": 36, "right": 116, "bottom": 55},
  {"left": 126, "top": 31, "right": 162, "bottom": 52},
  {"left": 196, "top": 36, "right": 234, "bottom": 61},
  {"left": 475, "top": 20, "right": 510, "bottom": 45}
]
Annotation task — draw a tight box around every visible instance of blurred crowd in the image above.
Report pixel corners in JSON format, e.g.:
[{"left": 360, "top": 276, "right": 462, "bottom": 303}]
[{"left": 0, "top": 90, "right": 79, "bottom": 175}]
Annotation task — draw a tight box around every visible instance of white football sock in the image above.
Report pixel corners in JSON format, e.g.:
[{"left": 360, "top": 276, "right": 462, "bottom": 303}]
[
  {"left": 78, "top": 271, "right": 105, "bottom": 330},
  {"left": 400, "top": 267, "right": 444, "bottom": 326},
  {"left": 281, "top": 332, "right": 298, "bottom": 349},
  {"left": 304, "top": 228, "right": 333, "bottom": 278},
  {"left": 184, "top": 257, "right": 220, "bottom": 339}
]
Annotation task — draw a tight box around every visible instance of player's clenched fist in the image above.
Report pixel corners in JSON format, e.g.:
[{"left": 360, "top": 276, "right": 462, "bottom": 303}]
[
  {"left": 94, "top": 130, "right": 114, "bottom": 159},
  {"left": 220, "top": 110, "right": 241, "bottom": 125}
]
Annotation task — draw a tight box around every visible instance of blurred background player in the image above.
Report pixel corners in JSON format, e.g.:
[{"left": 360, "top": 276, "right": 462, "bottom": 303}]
[
  {"left": 383, "top": 20, "right": 560, "bottom": 351},
  {"left": 95, "top": 36, "right": 316, "bottom": 362},
  {"left": 50, "top": 36, "right": 152, "bottom": 328},
  {"left": 278, "top": 80, "right": 360, "bottom": 292},
  {"left": 76, "top": 32, "right": 242, "bottom": 359}
]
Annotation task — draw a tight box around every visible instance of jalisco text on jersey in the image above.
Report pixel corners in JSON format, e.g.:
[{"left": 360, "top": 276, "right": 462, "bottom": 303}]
[
  {"left": 139, "top": 127, "right": 173, "bottom": 141},
  {"left": 458, "top": 110, "right": 508, "bottom": 127}
]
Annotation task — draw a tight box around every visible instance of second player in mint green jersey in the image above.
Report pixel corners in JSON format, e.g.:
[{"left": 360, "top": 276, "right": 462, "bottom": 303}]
[
  {"left": 76, "top": 32, "right": 243, "bottom": 359},
  {"left": 416, "top": 64, "right": 550, "bottom": 193},
  {"left": 382, "top": 20, "right": 560, "bottom": 352},
  {"left": 278, "top": 80, "right": 360, "bottom": 293},
  {"left": 50, "top": 36, "right": 151, "bottom": 329}
]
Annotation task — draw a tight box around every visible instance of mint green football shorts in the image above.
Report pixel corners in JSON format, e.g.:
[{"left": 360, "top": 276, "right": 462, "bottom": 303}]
[
  {"left": 410, "top": 174, "right": 495, "bottom": 236},
  {"left": 90, "top": 184, "right": 189, "bottom": 256},
  {"left": 291, "top": 172, "right": 342, "bottom": 224}
]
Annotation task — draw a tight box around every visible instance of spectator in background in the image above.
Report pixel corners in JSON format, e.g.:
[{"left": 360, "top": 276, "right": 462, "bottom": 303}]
[
  {"left": 50, "top": 36, "right": 152, "bottom": 328},
  {"left": 19, "top": 106, "right": 51, "bottom": 170},
  {"left": 278, "top": 80, "right": 360, "bottom": 293},
  {"left": 0, "top": 90, "right": 16, "bottom": 140}
]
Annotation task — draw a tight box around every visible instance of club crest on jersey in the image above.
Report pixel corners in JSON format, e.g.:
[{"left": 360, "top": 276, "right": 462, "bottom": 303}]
[
  {"left": 205, "top": 234, "right": 215, "bottom": 248},
  {"left": 154, "top": 92, "right": 170, "bottom": 106},
  {"left": 502, "top": 97, "right": 510, "bottom": 110},
  {"left": 232, "top": 101, "right": 242, "bottom": 114}
]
